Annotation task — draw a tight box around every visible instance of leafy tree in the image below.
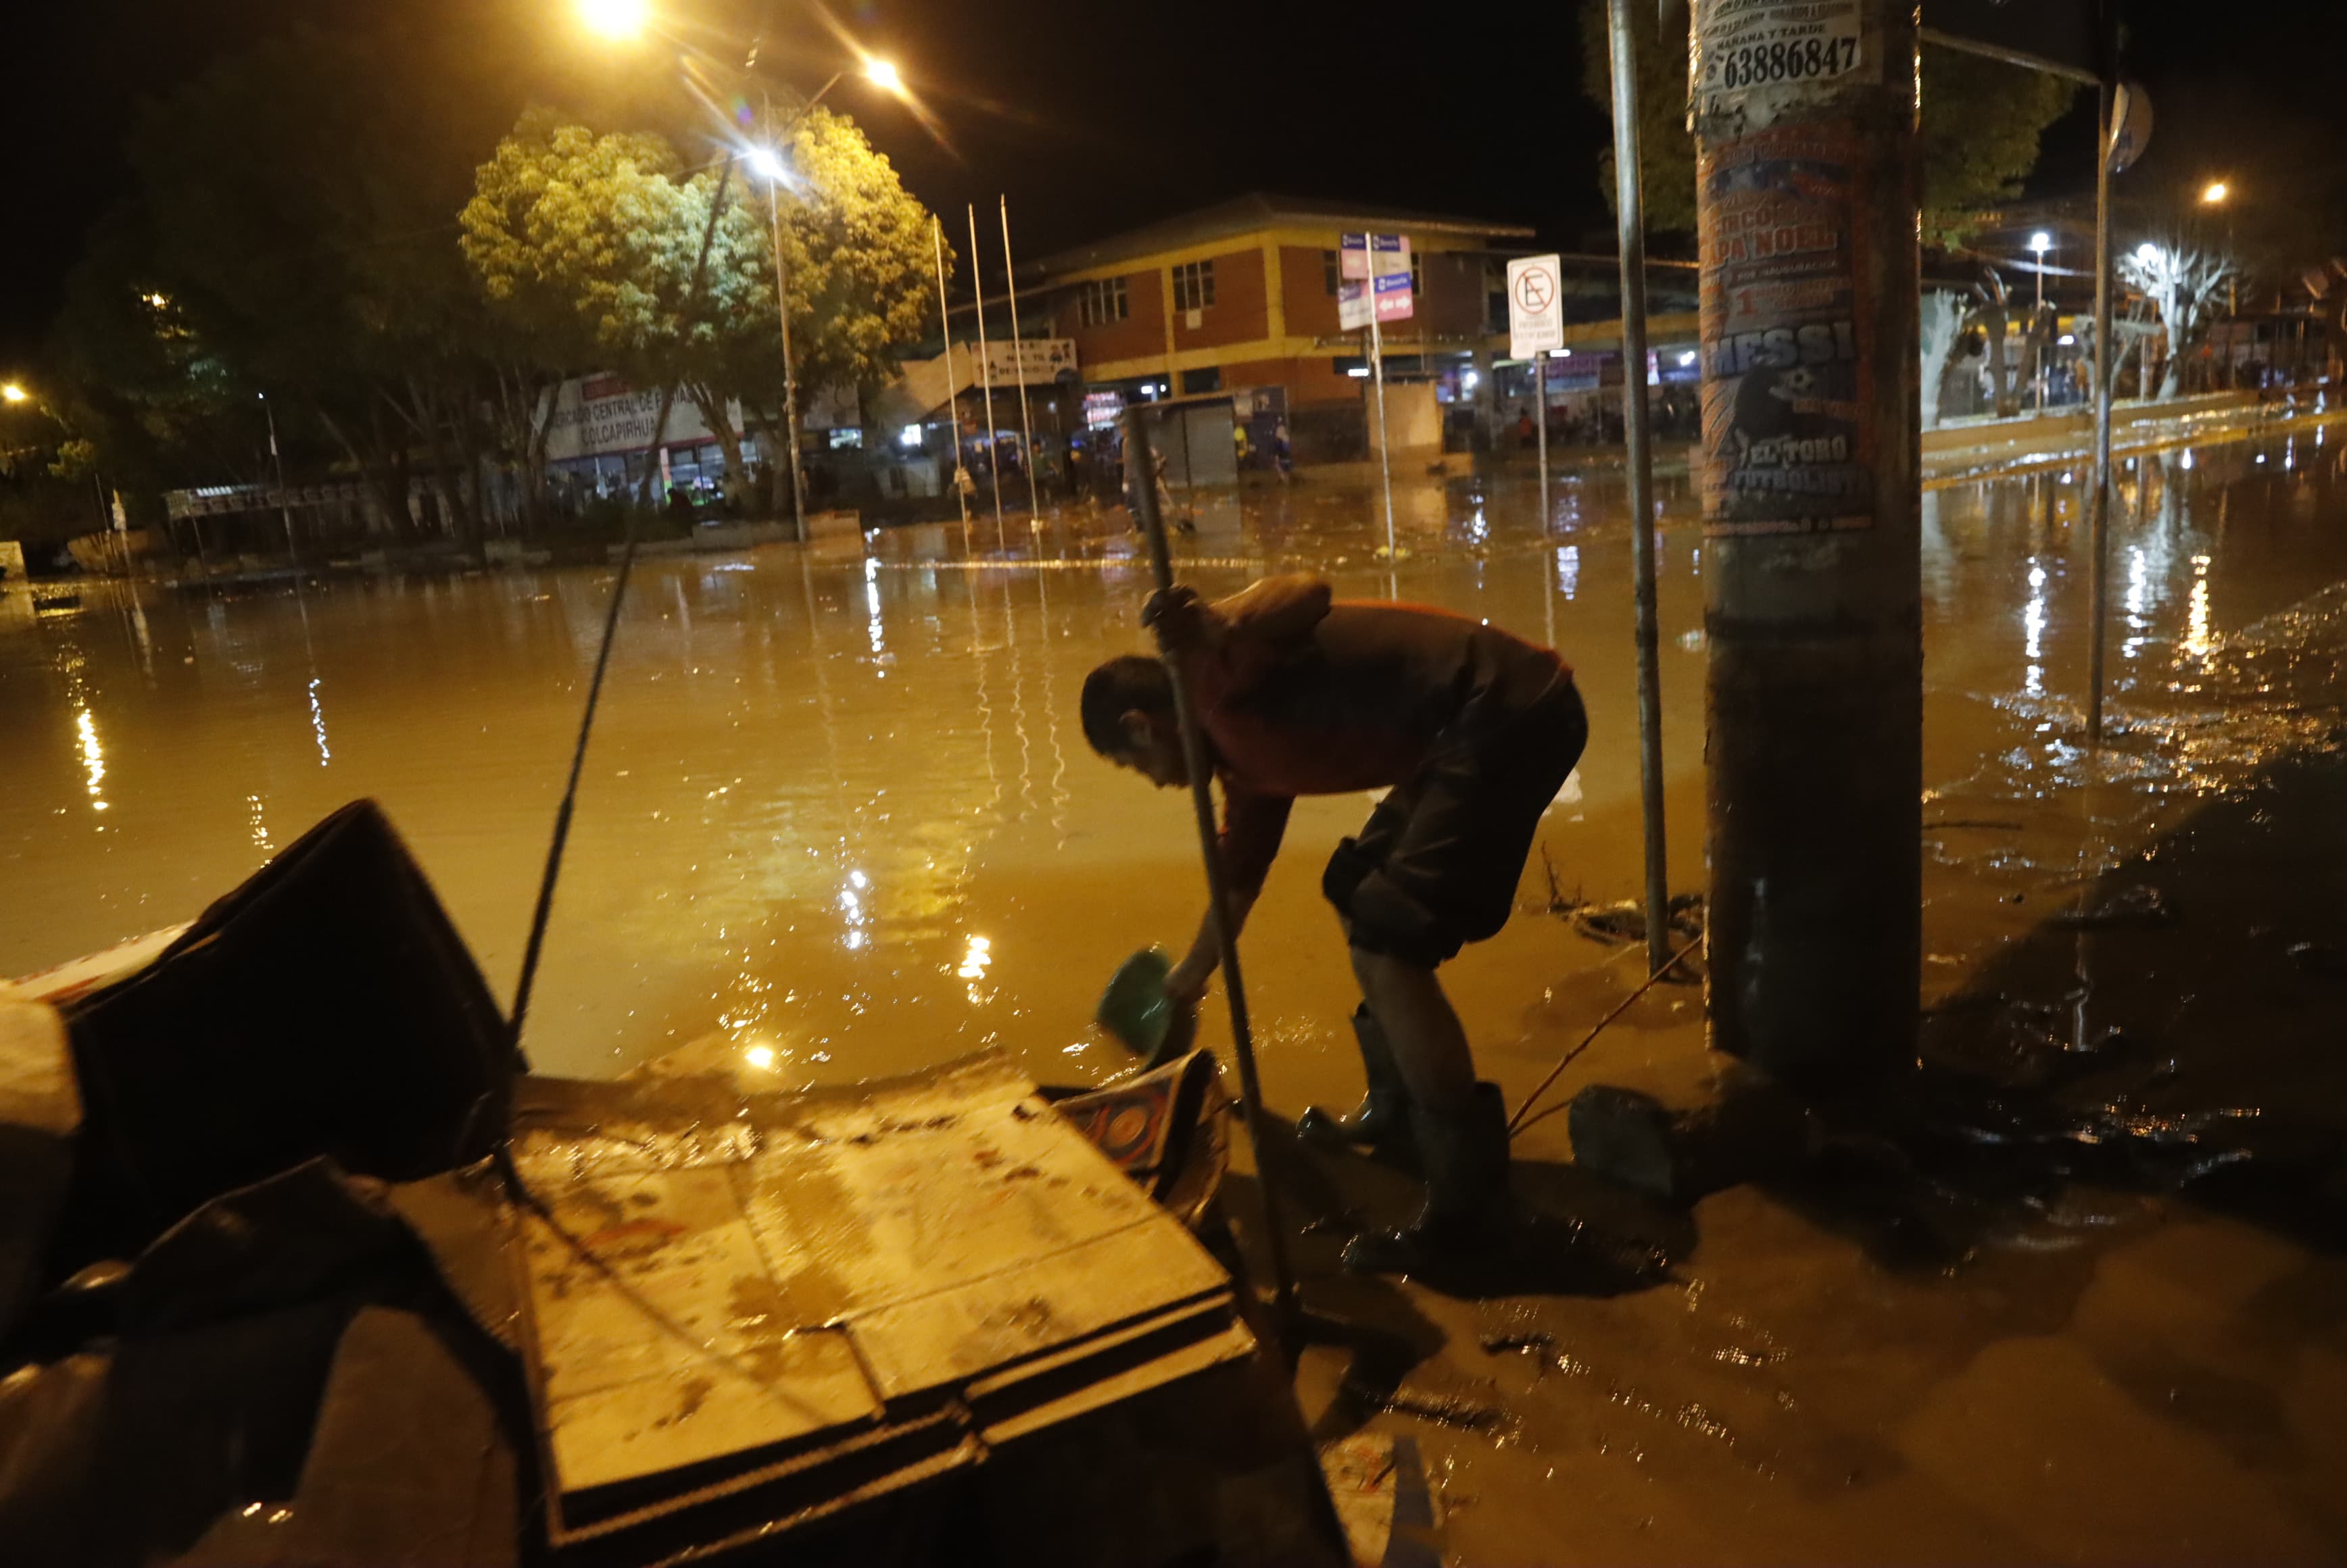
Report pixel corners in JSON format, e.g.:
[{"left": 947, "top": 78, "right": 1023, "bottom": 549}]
[
  {"left": 462, "top": 105, "right": 945, "bottom": 512},
  {"left": 462, "top": 111, "right": 691, "bottom": 523},
  {"left": 1579, "top": 5, "right": 2079, "bottom": 246},
  {"left": 677, "top": 107, "right": 944, "bottom": 508},
  {"left": 112, "top": 21, "right": 519, "bottom": 550}
]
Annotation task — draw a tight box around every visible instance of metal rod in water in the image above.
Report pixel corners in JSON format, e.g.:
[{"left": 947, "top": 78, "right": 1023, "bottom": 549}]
[
  {"left": 512, "top": 151, "right": 740, "bottom": 1061},
  {"left": 1123, "top": 406, "right": 1300, "bottom": 1335}
]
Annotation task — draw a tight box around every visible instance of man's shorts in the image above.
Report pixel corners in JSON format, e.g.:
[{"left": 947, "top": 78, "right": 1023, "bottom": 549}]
[{"left": 1322, "top": 677, "right": 1589, "bottom": 968}]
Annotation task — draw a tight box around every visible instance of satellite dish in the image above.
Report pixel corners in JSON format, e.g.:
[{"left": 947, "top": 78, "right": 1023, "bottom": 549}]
[{"left": 2107, "top": 82, "right": 2154, "bottom": 174}]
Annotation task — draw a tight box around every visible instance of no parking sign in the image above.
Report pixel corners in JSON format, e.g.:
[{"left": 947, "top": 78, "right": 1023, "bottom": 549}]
[{"left": 1507, "top": 253, "right": 1564, "bottom": 360}]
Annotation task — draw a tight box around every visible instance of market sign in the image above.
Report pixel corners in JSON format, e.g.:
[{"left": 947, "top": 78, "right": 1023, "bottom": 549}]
[
  {"left": 984, "top": 338, "right": 1079, "bottom": 386},
  {"left": 542, "top": 376, "right": 746, "bottom": 462}
]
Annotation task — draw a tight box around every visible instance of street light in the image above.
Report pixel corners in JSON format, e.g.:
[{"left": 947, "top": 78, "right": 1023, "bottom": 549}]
[
  {"left": 577, "top": 0, "right": 647, "bottom": 41},
  {"left": 2201, "top": 180, "right": 2229, "bottom": 206},
  {"left": 1, "top": 383, "right": 26, "bottom": 406},
  {"left": 2136, "top": 241, "right": 2161, "bottom": 266},
  {"left": 747, "top": 55, "right": 903, "bottom": 543}
]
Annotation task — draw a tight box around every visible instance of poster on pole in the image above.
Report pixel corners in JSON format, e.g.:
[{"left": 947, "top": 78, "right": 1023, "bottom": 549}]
[
  {"left": 1697, "top": 122, "right": 1874, "bottom": 537},
  {"left": 1339, "top": 232, "right": 1372, "bottom": 281},
  {"left": 1506, "top": 253, "right": 1565, "bottom": 360},
  {"left": 1337, "top": 279, "right": 1374, "bottom": 330},
  {"left": 1694, "top": 0, "right": 1872, "bottom": 118}
]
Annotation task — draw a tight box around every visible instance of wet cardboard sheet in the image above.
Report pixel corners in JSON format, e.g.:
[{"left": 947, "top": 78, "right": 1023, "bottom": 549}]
[{"left": 508, "top": 1050, "right": 1242, "bottom": 1542}]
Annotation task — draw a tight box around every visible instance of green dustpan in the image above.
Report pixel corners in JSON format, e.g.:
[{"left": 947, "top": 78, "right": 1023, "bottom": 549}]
[{"left": 1096, "top": 946, "right": 1176, "bottom": 1058}]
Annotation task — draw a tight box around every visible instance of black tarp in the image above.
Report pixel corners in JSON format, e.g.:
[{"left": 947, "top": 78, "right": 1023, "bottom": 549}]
[{"left": 57, "top": 800, "right": 512, "bottom": 1269}]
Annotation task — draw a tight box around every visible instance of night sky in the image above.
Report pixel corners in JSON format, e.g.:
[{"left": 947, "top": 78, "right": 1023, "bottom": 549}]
[{"left": 3, "top": 0, "right": 2344, "bottom": 362}]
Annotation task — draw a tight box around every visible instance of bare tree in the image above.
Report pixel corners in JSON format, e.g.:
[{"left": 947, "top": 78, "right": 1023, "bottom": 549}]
[
  {"left": 2119, "top": 241, "right": 2237, "bottom": 399},
  {"left": 1919, "top": 289, "right": 1968, "bottom": 430}
]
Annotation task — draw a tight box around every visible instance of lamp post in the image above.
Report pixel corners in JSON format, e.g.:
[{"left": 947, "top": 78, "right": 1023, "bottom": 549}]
[
  {"left": 576, "top": 3, "right": 906, "bottom": 541},
  {"left": 3, "top": 379, "right": 117, "bottom": 559},
  {"left": 259, "top": 391, "right": 299, "bottom": 566},
  {"left": 749, "top": 57, "right": 904, "bottom": 545},
  {"left": 2200, "top": 180, "right": 2237, "bottom": 369},
  {"left": 2029, "top": 230, "right": 2054, "bottom": 410}
]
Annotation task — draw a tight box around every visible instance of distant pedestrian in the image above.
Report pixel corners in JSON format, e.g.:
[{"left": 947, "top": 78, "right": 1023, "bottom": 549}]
[{"left": 1272, "top": 419, "right": 1294, "bottom": 482}]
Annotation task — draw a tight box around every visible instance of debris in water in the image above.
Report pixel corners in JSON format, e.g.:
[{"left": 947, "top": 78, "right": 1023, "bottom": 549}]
[{"left": 2050, "top": 884, "right": 2174, "bottom": 929}]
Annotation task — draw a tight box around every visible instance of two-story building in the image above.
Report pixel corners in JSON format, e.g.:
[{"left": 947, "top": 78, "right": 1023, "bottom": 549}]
[{"left": 1026, "top": 192, "right": 1536, "bottom": 426}]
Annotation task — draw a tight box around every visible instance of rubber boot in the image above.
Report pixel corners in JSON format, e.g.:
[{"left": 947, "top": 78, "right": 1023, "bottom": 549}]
[
  {"left": 1341, "top": 1081, "right": 1514, "bottom": 1275},
  {"left": 1297, "top": 1006, "right": 1413, "bottom": 1160}
]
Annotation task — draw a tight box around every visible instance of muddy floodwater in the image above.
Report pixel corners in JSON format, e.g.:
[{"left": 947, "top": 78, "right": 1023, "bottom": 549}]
[{"left": 8, "top": 408, "right": 2347, "bottom": 1561}]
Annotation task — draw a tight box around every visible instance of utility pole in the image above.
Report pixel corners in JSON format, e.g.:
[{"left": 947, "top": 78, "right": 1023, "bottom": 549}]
[
  {"left": 1607, "top": 0, "right": 1672, "bottom": 981},
  {"left": 1693, "top": 0, "right": 1921, "bottom": 1089},
  {"left": 261, "top": 391, "right": 298, "bottom": 568}
]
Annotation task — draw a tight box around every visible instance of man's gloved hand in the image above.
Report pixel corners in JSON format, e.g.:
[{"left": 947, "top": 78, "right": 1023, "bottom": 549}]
[{"left": 1141, "top": 586, "right": 1211, "bottom": 653}]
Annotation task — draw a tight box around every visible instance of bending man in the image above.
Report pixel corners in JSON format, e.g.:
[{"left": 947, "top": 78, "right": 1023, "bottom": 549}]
[{"left": 1080, "top": 574, "right": 1585, "bottom": 1273}]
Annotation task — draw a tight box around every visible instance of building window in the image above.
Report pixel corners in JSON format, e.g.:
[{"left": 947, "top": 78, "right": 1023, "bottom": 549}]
[
  {"left": 1077, "top": 276, "right": 1128, "bottom": 327},
  {"left": 1410, "top": 251, "right": 1424, "bottom": 295},
  {"left": 1172, "top": 260, "right": 1217, "bottom": 312},
  {"left": 1181, "top": 366, "right": 1222, "bottom": 395}
]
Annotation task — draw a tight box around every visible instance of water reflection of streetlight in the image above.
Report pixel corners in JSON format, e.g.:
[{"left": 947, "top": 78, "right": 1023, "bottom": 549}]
[
  {"left": 2183, "top": 555, "right": 2213, "bottom": 662},
  {"left": 2023, "top": 560, "right": 2047, "bottom": 698},
  {"left": 76, "top": 708, "right": 107, "bottom": 812}
]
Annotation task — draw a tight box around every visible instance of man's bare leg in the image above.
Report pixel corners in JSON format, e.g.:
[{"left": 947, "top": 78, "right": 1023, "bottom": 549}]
[{"left": 1349, "top": 947, "right": 1475, "bottom": 1113}]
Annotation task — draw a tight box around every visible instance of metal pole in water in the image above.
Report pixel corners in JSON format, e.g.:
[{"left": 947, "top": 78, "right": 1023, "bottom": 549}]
[
  {"left": 2087, "top": 75, "right": 2116, "bottom": 749},
  {"left": 512, "top": 149, "right": 741, "bottom": 1064},
  {"left": 1370, "top": 315, "right": 1397, "bottom": 574},
  {"left": 931, "top": 218, "right": 971, "bottom": 539},
  {"left": 969, "top": 205, "right": 1007, "bottom": 553},
  {"left": 1123, "top": 406, "right": 1299, "bottom": 1334},
  {"left": 1607, "top": 0, "right": 1672, "bottom": 979},
  {"left": 765, "top": 169, "right": 810, "bottom": 545},
  {"left": 1534, "top": 353, "right": 1550, "bottom": 526},
  {"left": 1000, "top": 196, "right": 1042, "bottom": 521}
]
